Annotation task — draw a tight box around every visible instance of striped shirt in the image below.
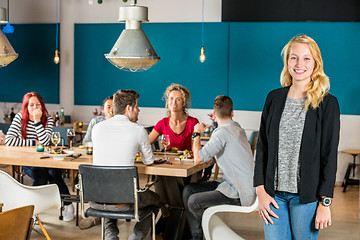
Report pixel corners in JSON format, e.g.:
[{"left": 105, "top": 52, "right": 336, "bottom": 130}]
[{"left": 5, "top": 112, "right": 53, "bottom": 146}]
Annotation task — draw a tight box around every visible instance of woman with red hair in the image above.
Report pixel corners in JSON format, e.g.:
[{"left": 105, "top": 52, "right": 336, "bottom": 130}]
[{"left": 5, "top": 92, "right": 74, "bottom": 221}]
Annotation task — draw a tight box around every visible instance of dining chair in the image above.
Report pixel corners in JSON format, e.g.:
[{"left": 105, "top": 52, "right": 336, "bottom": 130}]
[
  {"left": 0, "top": 170, "right": 61, "bottom": 240},
  {"left": 213, "top": 130, "right": 259, "bottom": 180},
  {"left": 0, "top": 205, "right": 34, "bottom": 240},
  {"left": 78, "top": 164, "right": 159, "bottom": 240},
  {"left": 202, "top": 196, "right": 258, "bottom": 240}
]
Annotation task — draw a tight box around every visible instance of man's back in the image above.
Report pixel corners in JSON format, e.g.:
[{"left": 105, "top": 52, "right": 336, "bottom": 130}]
[
  {"left": 200, "top": 120, "right": 255, "bottom": 206},
  {"left": 92, "top": 115, "right": 154, "bottom": 166}
]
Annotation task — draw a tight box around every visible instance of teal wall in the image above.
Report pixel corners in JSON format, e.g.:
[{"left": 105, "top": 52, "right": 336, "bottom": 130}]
[
  {"left": 0, "top": 24, "right": 59, "bottom": 104},
  {"left": 74, "top": 23, "right": 229, "bottom": 109},
  {"left": 1, "top": 23, "right": 358, "bottom": 114},
  {"left": 75, "top": 22, "right": 360, "bottom": 115}
]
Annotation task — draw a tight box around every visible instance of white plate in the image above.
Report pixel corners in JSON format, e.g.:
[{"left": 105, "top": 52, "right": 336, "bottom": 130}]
[{"left": 44, "top": 151, "right": 74, "bottom": 161}]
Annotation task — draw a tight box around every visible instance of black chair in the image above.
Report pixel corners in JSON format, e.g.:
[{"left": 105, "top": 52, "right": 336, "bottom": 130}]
[{"left": 78, "top": 165, "right": 158, "bottom": 240}]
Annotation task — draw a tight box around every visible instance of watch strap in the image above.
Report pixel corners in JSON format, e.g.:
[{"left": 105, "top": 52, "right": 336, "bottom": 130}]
[{"left": 192, "top": 132, "right": 201, "bottom": 139}]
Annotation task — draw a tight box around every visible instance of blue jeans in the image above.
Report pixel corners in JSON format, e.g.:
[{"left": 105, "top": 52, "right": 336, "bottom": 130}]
[
  {"left": 22, "top": 166, "right": 71, "bottom": 205},
  {"left": 183, "top": 181, "right": 241, "bottom": 240},
  {"left": 264, "top": 191, "right": 319, "bottom": 240}
]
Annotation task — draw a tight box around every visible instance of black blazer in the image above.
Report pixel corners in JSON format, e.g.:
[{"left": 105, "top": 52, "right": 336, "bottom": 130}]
[{"left": 254, "top": 87, "right": 340, "bottom": 204}]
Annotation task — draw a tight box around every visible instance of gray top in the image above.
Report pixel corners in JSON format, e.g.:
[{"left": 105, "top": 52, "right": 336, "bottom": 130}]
[
  {"left": 199, "top": 120, "right": 256, "bottom": 206},
  {"left": 275, "top": 96, "right": 306, "bottom": 193},
  {"left": 82, "top": 115, "right": 105, "bottom": 145}
]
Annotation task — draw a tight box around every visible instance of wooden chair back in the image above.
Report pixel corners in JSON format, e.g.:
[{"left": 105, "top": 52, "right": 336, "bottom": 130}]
[{"left": 0, "top": 205, "right": 34, "bottom": 240}]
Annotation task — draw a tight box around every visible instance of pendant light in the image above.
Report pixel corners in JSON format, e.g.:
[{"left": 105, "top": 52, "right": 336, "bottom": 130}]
[
  {"left": 54, "top": 0, "right": 60, "bottom": 64},
  {"left": 199, "top": 0, "right": 205, "bottom": 63},
  {"left": 0, "top": 7, "right": 18, "bottom": 68},
  {"left": 104, "top": 0, "right": 160, "bottom": 72}
]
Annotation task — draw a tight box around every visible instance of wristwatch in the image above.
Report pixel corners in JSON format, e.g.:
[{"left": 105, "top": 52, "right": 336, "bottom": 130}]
[
  {"left": 319, "top": 197, "right": 332, "bottom": 207},
  {"left": 192, "top": 132, "right": 201, "bottom": 139}
]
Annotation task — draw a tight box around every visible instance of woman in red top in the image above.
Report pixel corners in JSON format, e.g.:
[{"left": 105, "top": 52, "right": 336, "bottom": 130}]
[
  {"left": 149, "top": 83, "right": 199, "bottom": 151},
  {"left": 149, "top": 84, "right": 199, "bottom": 235}
]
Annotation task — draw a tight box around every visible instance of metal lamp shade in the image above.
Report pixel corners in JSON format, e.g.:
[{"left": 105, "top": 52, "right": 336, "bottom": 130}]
[
  {"left": 0, "top": 29, "right": 18, "bottom": 67},
  {"left": 105, "top": 29, "right": 160, "bottom": 72}
]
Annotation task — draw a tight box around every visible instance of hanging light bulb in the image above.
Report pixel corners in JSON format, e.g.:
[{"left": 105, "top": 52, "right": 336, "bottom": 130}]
[
  {"left": 88, "top": 0, "right": 94, "bottom": 5},
  {"left": 54, "top": 0, "right": 60, "bottom": 64},
  {"left": 199, "top": 0, "right": 205, "bottom": 63},
  {"left": 200, "top": 46, "right": 205, "bottom": 63},
  {"left": 54, "top": 49, "right": 60, "bottom": 64}
]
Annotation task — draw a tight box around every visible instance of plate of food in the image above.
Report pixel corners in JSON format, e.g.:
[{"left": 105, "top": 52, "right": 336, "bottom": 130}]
[
  {"left": 135, "top": 152, "right": 142, "bottom": 162},
  {"left": 176, "top": 149, "right": 194, "bottom": 162},
  {"left": 154, "top": 147, "right": 183, "bottom": 156},
  {"left": 44, "top": 148, "right": 74, "bottom": 161},
  {"left": 154, "top": 147, "right": 183, "bottom": 155}
]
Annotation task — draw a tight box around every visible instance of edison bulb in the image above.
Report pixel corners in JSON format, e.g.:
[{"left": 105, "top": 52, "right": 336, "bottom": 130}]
[
  {"left": 54, "top": 49, "right": 60, "bottom": 64},
  {"left": 200, "top": 46, "right": 205, "bottom": 63}
]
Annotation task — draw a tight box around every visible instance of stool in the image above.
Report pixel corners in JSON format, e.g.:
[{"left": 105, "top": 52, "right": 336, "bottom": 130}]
[{"left": 341, "top": 150, "right": 360, "bottom": 192}]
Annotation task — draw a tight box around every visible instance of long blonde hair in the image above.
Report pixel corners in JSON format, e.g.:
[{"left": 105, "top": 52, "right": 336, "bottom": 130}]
[
  {"left": 163, "top": 83, "right": 191, "bottom": 116},
  {"left": 280, "top": 35, "right": 330, "bottom": 110}
]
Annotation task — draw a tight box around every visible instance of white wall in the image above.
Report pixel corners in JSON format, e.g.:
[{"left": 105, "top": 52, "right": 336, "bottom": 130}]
[{"left": 1, "top": 0, "right": 359, "bottom": 183}]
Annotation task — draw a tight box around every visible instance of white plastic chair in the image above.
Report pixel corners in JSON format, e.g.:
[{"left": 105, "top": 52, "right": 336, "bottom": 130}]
[
  {"left": 202, "top": 196, "right": 258, "bottom": 240},
  {"left": 0, "top": 170, "right": 61, "bottom": 240}
]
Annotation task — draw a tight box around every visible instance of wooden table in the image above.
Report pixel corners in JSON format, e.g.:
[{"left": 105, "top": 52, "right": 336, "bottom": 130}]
[
  {"left": 0, "top": 145, "right": 208, "bottom": 240},
  {"left": 0, "top": 146, "right": 206, "bottom": 178},
  {"left": 341, "top": 149, "right": 360, "bottom": 192}
]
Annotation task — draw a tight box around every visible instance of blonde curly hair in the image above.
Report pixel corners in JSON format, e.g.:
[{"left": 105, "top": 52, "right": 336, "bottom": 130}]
[
  {"left": 280, "top": 35, "right": 330, "bottom": 110},
  {"left": 163, "top": 83, "right": 191, "bottom": 116}
]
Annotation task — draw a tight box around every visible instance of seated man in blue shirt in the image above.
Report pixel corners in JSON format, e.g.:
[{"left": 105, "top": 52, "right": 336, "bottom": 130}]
[
  {"left": 82, "top": 95, "right": 113, "bottom": 146},
  {"left": 183, "top": 95, "right": 256, "bottom": 240}
]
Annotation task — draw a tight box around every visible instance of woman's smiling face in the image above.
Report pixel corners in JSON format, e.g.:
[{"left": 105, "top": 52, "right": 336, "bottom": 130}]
[{"left": 287, "top": 42, "right": 315, "bottom": 84}]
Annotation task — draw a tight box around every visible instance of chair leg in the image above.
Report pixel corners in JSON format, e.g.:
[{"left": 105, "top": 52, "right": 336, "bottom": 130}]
[
  {"left": 101, "top": 218, "right": 105, "bottom": 240},
  {"left": 36, "top": 216, "right": 52, "bottom": 240},
  {"left": 152, "top": 212, "right": 156, "bottom": 240},
  {"left": 214, "top": 164, "right": 219, "bottom": 180}
]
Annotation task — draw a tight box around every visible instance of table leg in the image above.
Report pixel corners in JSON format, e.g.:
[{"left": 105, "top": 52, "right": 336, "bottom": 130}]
[{"left": 160, "top": 176, "right": 191, "bottom": 240}]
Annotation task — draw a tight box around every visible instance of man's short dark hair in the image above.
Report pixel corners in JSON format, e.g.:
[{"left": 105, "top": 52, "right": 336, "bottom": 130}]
[
  {"left": 113, "top": 90, "right": 139, "bottom": 115},
  {"left": 214, "top": 95, "right": 233, "bottom": 118},
  {"left": 102, "top": 96, "right": 113, "bottom": 109}
]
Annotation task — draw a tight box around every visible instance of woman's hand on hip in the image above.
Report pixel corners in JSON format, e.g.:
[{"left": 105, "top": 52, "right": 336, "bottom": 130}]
[
  {"left": 315, "top": 204, "right": 332, "bottom": 229},
  {"left": 256, "top": 185, "right": 279, "bottom": 225}
]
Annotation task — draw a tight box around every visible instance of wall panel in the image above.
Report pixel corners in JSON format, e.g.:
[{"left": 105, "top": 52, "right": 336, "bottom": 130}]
[
  {"left": 74, "top": 23, "right": 229, "bottom": 108},
  {"left": 0, "top": 24, "right": 59, "bottom": 104}
]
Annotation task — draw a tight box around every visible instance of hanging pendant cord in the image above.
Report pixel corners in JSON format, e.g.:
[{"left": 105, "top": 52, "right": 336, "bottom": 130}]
[
  {"left": 7, "top": 0, "right": 9, "bottom": 21},
  {"left": 201, "top": 0, "right": 205, "bottom": 47},
  {"left": 56, "top": 0, "right": 59, "bottom": 49}
]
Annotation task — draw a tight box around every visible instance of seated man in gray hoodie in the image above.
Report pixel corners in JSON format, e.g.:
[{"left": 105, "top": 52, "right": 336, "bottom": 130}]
[{"left": 183, "top": 95, "right": 256, "bottom": 240}]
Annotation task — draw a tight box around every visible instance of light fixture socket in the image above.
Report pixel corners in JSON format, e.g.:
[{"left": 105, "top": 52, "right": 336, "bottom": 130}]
[{"left": 0, "top": 7, "right": 8, "bottom": 24}]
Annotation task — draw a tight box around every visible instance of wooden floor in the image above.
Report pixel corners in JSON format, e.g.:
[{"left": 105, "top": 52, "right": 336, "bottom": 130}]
[{"left": 1, "top": 165, "right": 359, "bottom": 240}]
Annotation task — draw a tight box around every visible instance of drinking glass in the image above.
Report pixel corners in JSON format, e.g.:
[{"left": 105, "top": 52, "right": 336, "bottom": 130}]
[
  {"left": 51, "top": 132, "right": 61, "bottom": 149},
  {"left": 160, "top": 134, "right": 170, "bottom": 160},
  {"left": 67, "top": 128, "right": 76, "bottom": 150}
]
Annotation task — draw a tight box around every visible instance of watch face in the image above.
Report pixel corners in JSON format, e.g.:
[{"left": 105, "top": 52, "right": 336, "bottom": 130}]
[
  {"left": 322, "top": 198, "right": 332, "bottom": 206},
  {"left": 192, "top": 132, "right": 200, "bottom": 138}
]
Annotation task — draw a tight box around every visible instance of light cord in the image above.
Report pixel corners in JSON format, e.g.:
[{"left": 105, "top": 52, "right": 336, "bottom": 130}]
[
  {"left": 201, "top": 0, "right": 204, "bottom": 47},
  {"left": 56, "top": 0, "right": 59, "bottom": 49}
]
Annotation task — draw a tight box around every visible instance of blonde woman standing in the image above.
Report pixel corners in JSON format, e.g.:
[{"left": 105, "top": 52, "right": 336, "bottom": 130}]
[{"left": 254, "top": 35, "right": 340, "bottom": 239}]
